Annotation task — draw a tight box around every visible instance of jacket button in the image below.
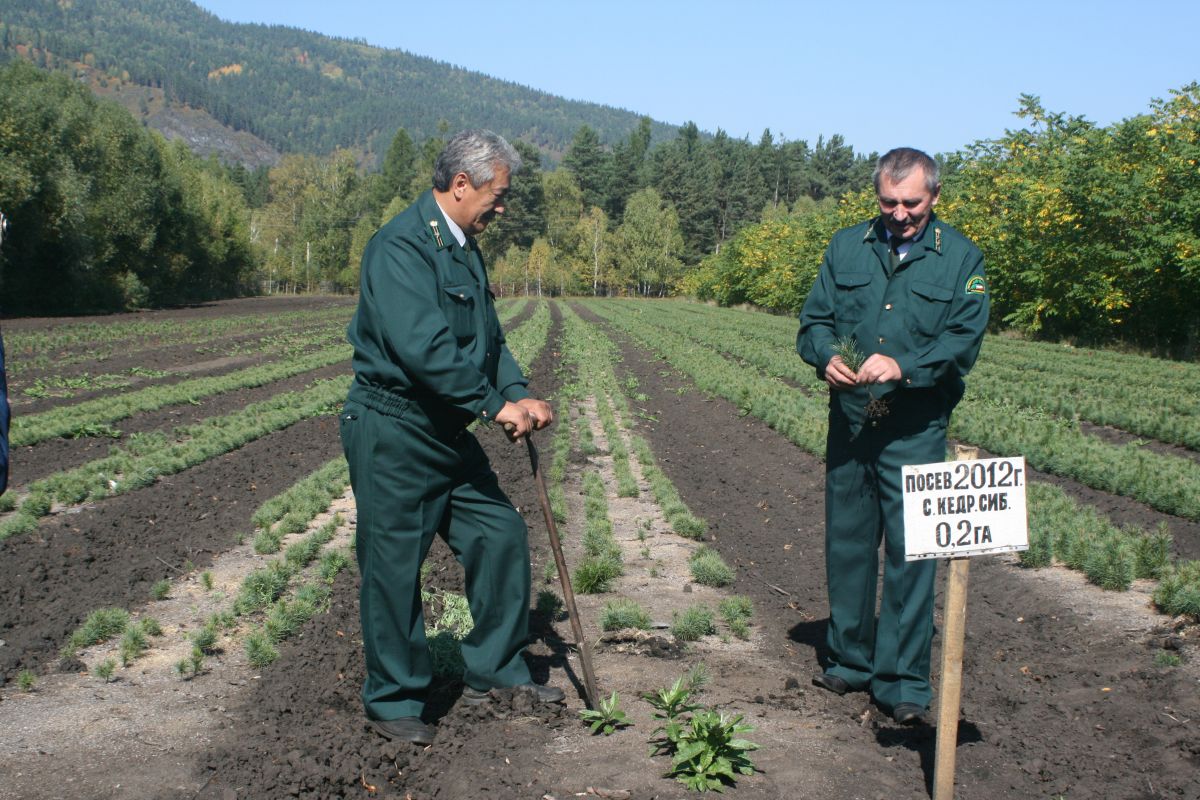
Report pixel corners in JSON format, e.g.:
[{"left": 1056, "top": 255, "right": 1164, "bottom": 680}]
[
  {"left": 885, "top": 303, "right": 893, "bottom": 310},
  {"left": 878, "top": 336, "right": 885, "bottom": 344}
]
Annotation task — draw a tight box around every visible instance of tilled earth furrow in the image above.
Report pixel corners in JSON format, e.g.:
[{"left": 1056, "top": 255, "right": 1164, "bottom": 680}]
[
  {"left": 1, "top": 414, "right": 343, "bottom": 680},
  {"left": 8, "top": 360, "right": 351, "bottom": 486},
  {"left": 589, "top": 306, "right": 1200, "bottom": 800}
]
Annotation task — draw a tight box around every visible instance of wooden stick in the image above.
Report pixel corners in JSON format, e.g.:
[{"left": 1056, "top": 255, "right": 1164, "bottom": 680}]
[
  {"left": 934, "top": 445, "right": 978, "bottom": 800},
  {"left": 524, "top": 433, "right": 600, "bottom": 709}
]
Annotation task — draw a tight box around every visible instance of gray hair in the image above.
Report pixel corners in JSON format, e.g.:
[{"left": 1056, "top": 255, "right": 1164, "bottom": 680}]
[
  {"left": 432, "top": 129, "right": 522, "bottom": 191},
  {"left": 872, "top": 147, "right": 940, "bottom": 193}
]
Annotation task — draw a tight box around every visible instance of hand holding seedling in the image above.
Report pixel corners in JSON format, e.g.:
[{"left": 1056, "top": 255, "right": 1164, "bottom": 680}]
[
  {"left": 824, "top": 355, "right": 858, "bottom": 390},
  {"left": 856, "top": 353, "right": 901, "bottom": 385}
]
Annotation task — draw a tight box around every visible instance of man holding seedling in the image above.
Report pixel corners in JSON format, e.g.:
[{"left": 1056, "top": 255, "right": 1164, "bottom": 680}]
[
  {"left": 798, "top": 147, "right": 988, "bottom": 725},
  {"left": 341, "top": 129, "right": 561, "bottom": 746}
]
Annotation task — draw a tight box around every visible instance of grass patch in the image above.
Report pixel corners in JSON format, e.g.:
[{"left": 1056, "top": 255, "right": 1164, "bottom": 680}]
[
  {"left": 671, "top": 605, "right": 716, "bottom": 642},
  {"left": 690, "top": 546, "right": 735, "bottom": 587},
  {"left": 62, "top": 608, "right": 130, "bottom": 659},
  {"left": 600, "top": 597, "right": 651, "bottom": 631}
]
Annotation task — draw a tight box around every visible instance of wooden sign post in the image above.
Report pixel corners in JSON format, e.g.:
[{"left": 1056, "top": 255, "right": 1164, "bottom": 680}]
[{"left": 901, "top": 447, "right": 1029, "bottom": 800}]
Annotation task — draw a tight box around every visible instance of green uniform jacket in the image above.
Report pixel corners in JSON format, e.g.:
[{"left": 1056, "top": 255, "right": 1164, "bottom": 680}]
[
  {"left": 798, "top": 214, "right": 989, "bottom": 437},
  {"left": 347, "top": 190, "right": 529, "bottom": 430}
]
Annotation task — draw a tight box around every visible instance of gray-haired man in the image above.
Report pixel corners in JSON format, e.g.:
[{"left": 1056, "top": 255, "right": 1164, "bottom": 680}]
[{"left": 341, "top": 130, "right": 561, "bottom": 745}]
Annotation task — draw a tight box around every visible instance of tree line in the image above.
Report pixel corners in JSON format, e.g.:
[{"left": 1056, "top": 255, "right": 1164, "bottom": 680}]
[
  {"left": 691, "top": 86, "right": 1200, "bottom": 356},
  {"left": 4, "top": 45, "right": 1197, "bottom": 357},
  {"left": 0, "top": 62, "right": 256, "bottom": 313},
  {"left": 247, "top": 116, "right": 874, "bottom": 299}
]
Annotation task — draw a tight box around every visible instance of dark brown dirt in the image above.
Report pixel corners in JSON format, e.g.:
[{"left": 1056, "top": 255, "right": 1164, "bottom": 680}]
[
  {"left": 591, "top": 308, "right": 1200, "bottom": 800},
  {"left": 0, "top": 413, "right": 344, "bottom": 680},
  {"left": 197, "top": 303, "right": 570, "bottom": 799},
  {"left": 4, "top": 297, "right": 1198, "bottom": 800},
  {"left": 8, "top": 361, "right": 350, "bottom": 486}
]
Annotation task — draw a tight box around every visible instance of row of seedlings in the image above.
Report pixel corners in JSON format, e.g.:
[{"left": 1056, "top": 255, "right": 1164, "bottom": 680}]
[
  {"left": 42, "top": 458, "right": 355, "bottom": 687},
  {"left": 180, "top": 457, "right": 356, "bottom": 675},
  {"left": 0, "top": 376, "right": 351, "bottom": 539},
  {"left": 6, "top": 303, "right": 355, "bottom": 377},
  {"left": 588, "top": 299, "right": 1200, "bottom": 618},
  {"left": 11, "top": 341, "right": 353, "bottom": 446},
  {"left": 556, "top": 302, "right": 753, "bottom": 646}
]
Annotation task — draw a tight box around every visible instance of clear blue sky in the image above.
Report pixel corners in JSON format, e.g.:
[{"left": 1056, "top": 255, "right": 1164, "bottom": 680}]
[{"left": 193, "top": 0, "right": 1198, "bottom": 156}]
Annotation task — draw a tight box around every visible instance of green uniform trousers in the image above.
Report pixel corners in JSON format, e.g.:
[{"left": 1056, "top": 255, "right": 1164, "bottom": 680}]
[
  {"left": 340, "top": 394, "right": 532, "bottom": 721},
  {"left": 823, "top": 401, "right": 946, "bottom": 712}
]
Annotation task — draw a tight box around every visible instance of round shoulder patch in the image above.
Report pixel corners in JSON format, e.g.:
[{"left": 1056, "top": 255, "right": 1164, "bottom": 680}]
[{"left": 965, "top": 275, "right": 987, "bottom": 295}]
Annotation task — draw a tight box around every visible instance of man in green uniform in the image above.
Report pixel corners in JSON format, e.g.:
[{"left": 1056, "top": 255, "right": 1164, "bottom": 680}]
[
  {"left": 798, "top": 147, "right": 988, "bottom": 724},
  {"left": 341, "top": 130, "right": 562, "bottom": 745}
]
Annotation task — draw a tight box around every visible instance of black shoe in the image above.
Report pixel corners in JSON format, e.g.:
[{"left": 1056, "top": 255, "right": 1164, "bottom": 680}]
[
  {"left": 811, "top": 672, "right": 851, "bottom": 696},
  {"left": 891, "top": 702, "right": 926, "bottom": 725},
  {"left": 369, "top": 716, "right": 436, "bottom": 745},
  {"left": 462, "top": 682, "right": 566, "bottom": 705}
]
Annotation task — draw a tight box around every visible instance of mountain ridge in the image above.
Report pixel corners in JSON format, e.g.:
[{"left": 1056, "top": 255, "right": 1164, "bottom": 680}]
[{"left": 0, "top": 0, "right": 679, "bottom": 164}]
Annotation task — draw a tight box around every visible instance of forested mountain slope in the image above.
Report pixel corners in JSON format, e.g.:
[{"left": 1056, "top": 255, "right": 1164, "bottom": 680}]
[{"left": 0, "top": 0, "right": 676, "bottom": 162}]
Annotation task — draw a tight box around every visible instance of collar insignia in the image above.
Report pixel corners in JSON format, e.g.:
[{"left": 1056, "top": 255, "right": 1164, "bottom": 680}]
[{"left": 429, "top": 220, "right": 445, "bottom": 248}]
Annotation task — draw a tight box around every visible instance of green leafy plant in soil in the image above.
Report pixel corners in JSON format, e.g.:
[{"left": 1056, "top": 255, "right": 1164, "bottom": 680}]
[
  {"left": 663, "top": 709, "right": 760, "bottom": 792},
  {"left": 1153, "top": 560, "right": 1200, "bottom": 619},
  {"left": 579, "top": 691, "right": 632, "bottom": 736},
  {"left": 93, "top": 658, "right": 117, "bottom": 683},
  {"left": 1154, "top": 651, "right": 1183, "bottom": 668},
  {"left": 645, "top": 664, "right": 758, "bottom": 792}
]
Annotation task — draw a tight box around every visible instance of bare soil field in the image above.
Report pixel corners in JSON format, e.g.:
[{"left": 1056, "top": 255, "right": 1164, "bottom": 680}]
[{"left": 1, "top": 297, "right": 1197, "bottom": 800}]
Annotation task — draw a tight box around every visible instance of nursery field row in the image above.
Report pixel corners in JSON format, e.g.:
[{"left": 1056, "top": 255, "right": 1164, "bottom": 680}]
[
  {"left": 581, "top": 299, "right": 1200, "bottom": 615},
  {"left": 10, "top": 343, "right": 353, "bottom": 447},
  {"left": 668, "top": 301, "right": 1200, "bottom": 447},
  {"left": 4, "top": 302, "right": 356, "bottom": 377},
  {"left": 601, "top": 301, "right": 1200, "bottom": 522},
  {"left": 669, "top": 300, "right": 1200, "bottom": 395},
  {"left": 3, "top": 299, "right": 353, "bottom": 356}
]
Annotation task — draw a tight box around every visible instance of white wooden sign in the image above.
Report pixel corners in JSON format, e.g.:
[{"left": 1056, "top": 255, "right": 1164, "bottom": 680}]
[{"left": 902, "top": 456, "right": 1029, "bottom": 561}]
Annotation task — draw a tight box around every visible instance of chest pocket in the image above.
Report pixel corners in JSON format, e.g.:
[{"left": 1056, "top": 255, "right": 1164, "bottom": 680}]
[
  {"left": 908, "top": 280, "right": 954, "bottom": 337},
  {"left": 441, "top": 284, "right": 477, "bottom": 343},
  {"left": 833, "top": 272, "right": 873, "bottom": 324}
]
